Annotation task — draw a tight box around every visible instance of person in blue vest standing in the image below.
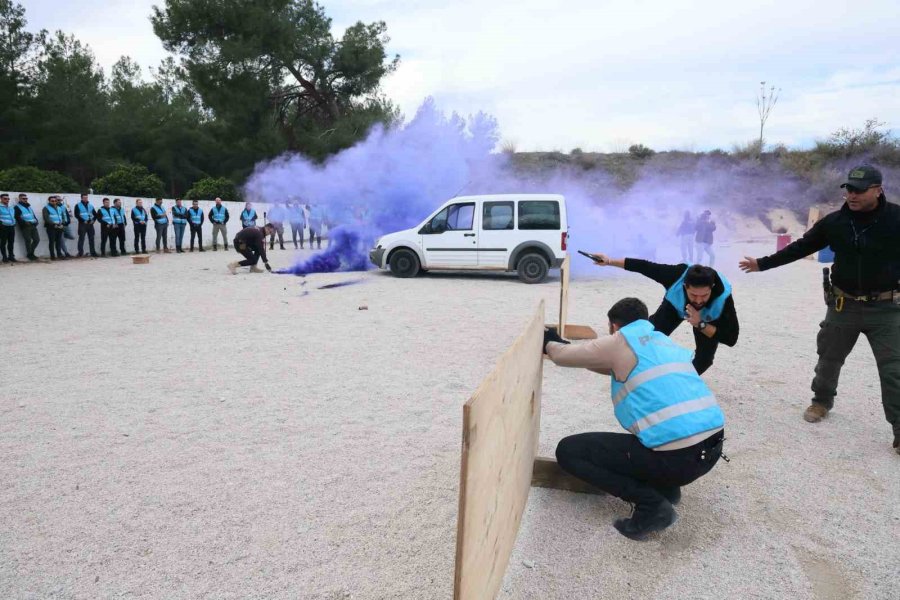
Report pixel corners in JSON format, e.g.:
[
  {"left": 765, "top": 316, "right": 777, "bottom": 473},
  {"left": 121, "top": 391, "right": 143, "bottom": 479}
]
[
  {"left": 188, "top": 199, "right": 205, "bottom": 252},
  {"left": 208, "top": 197, "right": 230, "bottom": 250},
  {"left": 42, "top": 196, "right": 67, "bottom": 260},
  {"left": 131, "top": 198, "right": 149, "bottom": 254},
  {"left": 545, "top": 297, "right": 727, "bottom": 540},
  {"left": 171, "top": 198, "right": 188, "bottom": 253},
  {"left": 287, "top": 200, "right": 306, "bottom": 249},
  {"left": 14, "top": 193, "right": 40, "bottom": 261},
  {"left": 150, "top": 198, "right": 171, "bottom": 253},
  {"left": 0, "top": 193, "right": 17, "bottom": 263},
  {"left": 240, "top": 202, "right": 258, "bottom": 229},
  {"left": 74, "top": 193, "right": 98, "bottom": 257},
  {"left": 587, "top": 254, "right": 739, "bottom": 375},
  {"left": 58, "top": 197, "right": 73, "bottom": 257},
  {"left": 97, "top": 197, "right": 118, "bottom": 257},
  {"left": 112, "top": 198, "right": 127, "bottom": 255},
  {"left": 306, "top": 203, "right": 326, "bottom": 249}
]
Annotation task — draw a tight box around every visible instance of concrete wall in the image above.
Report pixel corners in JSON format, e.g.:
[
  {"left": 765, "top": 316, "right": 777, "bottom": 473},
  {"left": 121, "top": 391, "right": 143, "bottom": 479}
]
[{"left": 1, "top": 193, "right": 327, "bottom": 258}]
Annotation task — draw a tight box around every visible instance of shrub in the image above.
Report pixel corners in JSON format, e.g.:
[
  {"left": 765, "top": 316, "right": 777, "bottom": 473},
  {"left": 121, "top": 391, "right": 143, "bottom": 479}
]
[
  {"left": 628, "top": 144, "right": 656, "bottom": 159},
  {"left": 185, "top": 177, "right": 241, "bottom": 202},
  {"left": 91, "top": 164, "right": 165, "bottom": 197},
  {"left": 0, "top": 166, "right": 80, "bottom": 193}
]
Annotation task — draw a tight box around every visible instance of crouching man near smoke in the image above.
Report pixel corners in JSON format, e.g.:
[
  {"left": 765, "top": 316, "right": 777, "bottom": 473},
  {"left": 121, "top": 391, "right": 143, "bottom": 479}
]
[
  {"left": 544, "top": 298, "right": 726, "bottom": 540},
  {"left": 228, "top": 223, "right": 275, "bottom": 274}
]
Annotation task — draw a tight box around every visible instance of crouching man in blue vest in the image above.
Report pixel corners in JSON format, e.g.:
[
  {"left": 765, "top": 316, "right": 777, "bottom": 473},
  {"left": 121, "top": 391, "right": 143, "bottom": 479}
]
[
  {"left": 545, "top": 297, "right": 726, "bottom": 540},
  {"left": 587, "top": 254, "right": 739, "bottom": 375}
]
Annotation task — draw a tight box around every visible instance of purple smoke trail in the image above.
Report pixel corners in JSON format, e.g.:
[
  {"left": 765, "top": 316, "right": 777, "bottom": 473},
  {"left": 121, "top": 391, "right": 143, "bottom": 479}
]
[{"left": 275, "top": 227, "right": 369, "bottom": 275}]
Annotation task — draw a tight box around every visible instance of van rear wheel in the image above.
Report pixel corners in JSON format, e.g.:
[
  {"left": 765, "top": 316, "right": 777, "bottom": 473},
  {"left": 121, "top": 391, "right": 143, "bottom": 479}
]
[
  {"left": 517, "top": 253, "right": 549, "bottom": 284},
  {"left": 389, "top": 249, "right": 420, "bottom": 278}
]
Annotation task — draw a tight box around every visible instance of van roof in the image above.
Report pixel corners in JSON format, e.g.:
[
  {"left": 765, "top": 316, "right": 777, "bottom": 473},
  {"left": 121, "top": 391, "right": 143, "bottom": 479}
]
[{"left": 452, "top": 193, "right": 565, "bottom": 202}]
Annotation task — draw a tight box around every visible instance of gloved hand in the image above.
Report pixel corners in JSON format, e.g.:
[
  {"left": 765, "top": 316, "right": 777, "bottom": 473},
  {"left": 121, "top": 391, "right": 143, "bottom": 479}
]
[
  {"left": 543, "top": 327, "right": 569, "bottom": 353},
  {"left": 264, "top": 262, "right": 272, "bottom": 272}
]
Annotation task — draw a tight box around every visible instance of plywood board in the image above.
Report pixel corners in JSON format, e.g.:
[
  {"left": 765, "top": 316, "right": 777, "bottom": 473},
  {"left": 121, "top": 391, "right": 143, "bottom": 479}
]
[
  {"left": 804, "top": 207, "right": 821, "bottom": 260},
  {"left": 558, "top": 253, "right": 570, "bottom": 338},
  {"left": 531, "top": 456, "right": 604, "bottom": 495},
  {"left": 565, "top": 324, "right": 598, "bottom": 340},
  {"left": 453, "top": 301, "right": 545, "bottom": 600}
]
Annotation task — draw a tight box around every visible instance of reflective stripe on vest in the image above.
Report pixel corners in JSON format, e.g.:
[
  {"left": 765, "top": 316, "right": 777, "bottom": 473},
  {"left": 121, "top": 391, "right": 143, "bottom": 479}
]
[
  {"left": 241, "top": 209, "right": 256, "bottom": 226},
  {"left": 151, "top": 205, "right": 167, "bottom": 224},
  {"left": 77, "top": 202, "right": 95, "bottom": 222},
  {"left": 132, "top": 207, "right": 147, "bottom": 224},
  {"left": 46, "top": 205, "right": 63, "bottom": 224},
  {"left": 112, "top": 207, "right": 125, "bottom": 225},
  {"left": 189, "top": 208, "right": 203, "bottom": 224},
  {"left": 0, "top": 205, "right": 15, "bottom": 226},
  {"left": 18, "top": 204, "right": 37, "bottom": 224},
  {"left": 99, "top": 207, "right": 115, "bottom": 225},
  {"left": 211, "top": 205, "right": 226, "bottom": 223},
  {"left": 663, "top": 266, "right": 732, "bottom": 322},
  {"left": 172, "top": 206, "right": 188, "bottom": 224},
  {"left": 611, "top": 320, "right": 725, "bottom": 448}
]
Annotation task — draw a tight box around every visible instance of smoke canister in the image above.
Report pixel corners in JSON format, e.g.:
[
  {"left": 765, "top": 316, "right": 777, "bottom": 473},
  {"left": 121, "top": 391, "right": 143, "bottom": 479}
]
[{"left": 776, "top": 234, "right": 792, "bottom": 251}]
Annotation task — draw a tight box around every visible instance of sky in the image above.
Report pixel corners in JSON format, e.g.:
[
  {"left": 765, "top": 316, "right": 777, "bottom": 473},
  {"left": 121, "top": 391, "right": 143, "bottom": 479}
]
[{"left": 20, "top": 0, "right": 900, "bottom": 152}]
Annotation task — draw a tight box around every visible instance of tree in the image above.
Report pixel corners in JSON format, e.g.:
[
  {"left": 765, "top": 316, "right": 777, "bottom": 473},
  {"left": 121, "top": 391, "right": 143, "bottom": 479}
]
[
  {"left": 0, "top": 0, "right": 42, "bottom": 167},
  {"left": 91, "top": 164, "right": 165, "bottom": 197},
  {"left": 756, "top": 81, "right": 780, "bottom": 157},
  {"left": 628, "top": 144, "right": 655, "bottom": 159},
  {"left": 185, "top": 176, "right": 241, "bottom": 202},
  {"left": 0, "top": 166, "right": 79, "bottom": 192},
  {"left": 152, "top": 0, "right": 400, "bottom": 159}
]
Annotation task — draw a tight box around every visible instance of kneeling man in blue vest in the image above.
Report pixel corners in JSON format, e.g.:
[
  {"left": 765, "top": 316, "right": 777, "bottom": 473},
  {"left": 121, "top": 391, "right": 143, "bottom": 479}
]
[{"left": 544, "top": 297, "right": 726, "bottom": 541}]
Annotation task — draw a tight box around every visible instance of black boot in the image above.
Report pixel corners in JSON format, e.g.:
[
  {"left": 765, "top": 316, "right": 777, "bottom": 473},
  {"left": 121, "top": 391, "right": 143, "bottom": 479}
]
[
  {"left": 655, "top": 486, "right": 681, "bottom": 505},
  {"left": 199, "top": 246, "right": 204, "bottom": 252},
  {"left": 613, "top": 500, "right": 677, "bottom": 541}
]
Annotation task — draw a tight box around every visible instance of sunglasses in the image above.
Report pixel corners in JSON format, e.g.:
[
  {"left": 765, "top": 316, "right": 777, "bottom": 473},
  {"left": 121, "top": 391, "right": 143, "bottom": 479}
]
[{"left": 845, "top": 185, "right": 877, "bottom": 195}]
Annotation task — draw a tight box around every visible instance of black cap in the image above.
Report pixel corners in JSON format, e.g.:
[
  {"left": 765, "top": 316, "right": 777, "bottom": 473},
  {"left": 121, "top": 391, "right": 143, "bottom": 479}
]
[{"left": 840, "top": 165, "right": 882, "bottom": 190}]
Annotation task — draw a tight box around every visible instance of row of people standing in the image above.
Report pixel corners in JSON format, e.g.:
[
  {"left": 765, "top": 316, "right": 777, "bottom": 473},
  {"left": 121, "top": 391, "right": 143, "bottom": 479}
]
[{"left": 676, "top": 209, "right": 716, "bottom": 266}]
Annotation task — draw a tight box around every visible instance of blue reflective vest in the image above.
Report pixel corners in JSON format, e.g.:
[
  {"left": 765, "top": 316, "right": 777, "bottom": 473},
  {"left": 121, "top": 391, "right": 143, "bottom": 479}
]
[
  {"left": 611, "top": 320, "right": 725, "bottom": 448},
  {"left": 112, "top": 206, "right": 126, "bottom": 225},
  {"left": 46, "top": 205, "right": 63, "bottom": 224},
  {"left": 211, "top": 205, "right": 227, "bottom": 223},
  {"left": 0, "top": 204, "right": 15, "bottom": 226},
  {"left": 241, "top": 209, "right": 257, "bottom": 227},
  {"left": 98, "top": 207, "right": 116, "bottom": 225},
  {"left": 188, "top": 207, "right": 203, "bottom": 225},
  {"left": 76, "top": 202, "right": 95, "bottom": 222},
  {"left": 17, "top": 204, "right": 37, "bottom": 224},
  {"left": 664, "top": 266, "right": 732, "bottom": 322},
  {"left": 151, "top": 205, "right": 168, "bottom": 224},
  {"left": 131, "top": 207, "right": 147, "bottom": 224},
  {"left": 172, "top": 206, "right": 188, "bottom": 224}
]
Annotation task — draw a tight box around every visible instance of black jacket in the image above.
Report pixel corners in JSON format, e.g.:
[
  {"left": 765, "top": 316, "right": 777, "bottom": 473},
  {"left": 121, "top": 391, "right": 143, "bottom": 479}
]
[
  {"left": 234, "top": 226, "right": 268, "bottom": 263},
  {"left": 757, "top": 197, "right": 900, "bottom": 295},
  {"left": 624, "top": 258, "right": 740, "bottom": 347}
]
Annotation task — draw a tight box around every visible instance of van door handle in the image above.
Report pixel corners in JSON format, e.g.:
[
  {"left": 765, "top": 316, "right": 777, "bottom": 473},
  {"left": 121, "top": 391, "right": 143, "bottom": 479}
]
[{"left": 464, "top": 233, "right": 475, "bottom": 237}]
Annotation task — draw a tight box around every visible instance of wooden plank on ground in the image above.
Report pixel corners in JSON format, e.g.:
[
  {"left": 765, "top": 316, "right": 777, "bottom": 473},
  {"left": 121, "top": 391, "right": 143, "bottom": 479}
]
[
  {"left": 453, "top": 301, "right": 545, "bottom": 600},
  {"left": 565, "top": 324, "right": 598, "bottom": 340},
  {"left": 531, "top": 456, "right": 604, "bottom": 495}
]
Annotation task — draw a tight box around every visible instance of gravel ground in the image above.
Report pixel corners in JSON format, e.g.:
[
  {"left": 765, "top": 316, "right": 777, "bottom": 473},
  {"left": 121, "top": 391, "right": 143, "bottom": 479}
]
[{"left": 1, "top": 241, "right": 898, "bottom": 600}]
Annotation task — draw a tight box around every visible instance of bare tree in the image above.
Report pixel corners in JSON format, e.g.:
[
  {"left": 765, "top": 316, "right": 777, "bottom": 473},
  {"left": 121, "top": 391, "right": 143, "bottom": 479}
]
[{"left": 757, "top": 81, "right": 780, "bottom": 156}]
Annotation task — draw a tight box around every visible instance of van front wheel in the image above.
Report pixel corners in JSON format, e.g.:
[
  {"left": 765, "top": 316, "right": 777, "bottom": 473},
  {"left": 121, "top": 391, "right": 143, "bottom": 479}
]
[
  {"left": 517, "top": 253, "right": 549, "bottom": 284},
  {"left": 389, "top": 249, "right": 421, "bottom": 278}
]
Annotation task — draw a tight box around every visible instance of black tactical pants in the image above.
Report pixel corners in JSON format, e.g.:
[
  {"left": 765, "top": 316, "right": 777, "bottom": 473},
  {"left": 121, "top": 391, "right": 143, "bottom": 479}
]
[
  {"left": 133, "top": 224, "right": 147, "bottom": 253},
  {"left": 116, "top": 225, "right": 126, "bottom": 253},
  {"left": 556, "top": 430, "right": 724, "bottom": 509},
  {"left": 235, "top": 241, "right": 261, "bottom": 266},
  {"left": 0, "top": 224, "right": 15, "bottom": 259},
  {"left": 290, "top": 222, "right": 304, "bottom": 248},
  {"left": 190, "top": 224, "right": 203, "bottom": 250},
  {"left": 811, "top": 300, "right": 900, "bottom": 439}
]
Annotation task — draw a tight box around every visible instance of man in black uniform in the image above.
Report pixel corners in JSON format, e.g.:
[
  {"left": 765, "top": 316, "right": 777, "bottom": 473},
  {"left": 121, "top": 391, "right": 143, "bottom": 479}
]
[
  {"left": 112, "top": 198, "right": 128, "bottom": 255},
  {"left": 131, "top": 199, "right": 149, "bottom": 254},
  {"left": 228, "top": 223, "right": 275, "bottom": 274},
  {"left": 188, "top": 199, "right": 205, "bottom": 252},
  {"left": 587, "top": 253, "right": 739, "bottom": 374},
  {"left": 740, "top": 165, "right": 900, "bottom": 454},
  {"left": 74, "top": 193, "right": 98, "bottom": 257},
  {"left": 97, "top": 197, "right": 118, "bottom": 257},
  {"left": 14, "top": 193, "right": 40, "bottom": 261}
]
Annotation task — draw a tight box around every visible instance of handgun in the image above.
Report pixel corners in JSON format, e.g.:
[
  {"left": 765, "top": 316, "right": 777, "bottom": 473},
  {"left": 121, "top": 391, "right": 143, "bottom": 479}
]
[{"left": 577, "top": 250, "right": 605, "bottom": 264}]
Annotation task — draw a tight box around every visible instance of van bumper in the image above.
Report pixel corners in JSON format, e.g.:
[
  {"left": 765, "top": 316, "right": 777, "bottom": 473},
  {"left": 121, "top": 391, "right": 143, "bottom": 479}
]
[{"left": 369, "top": 247, "right": 385, "bottom": 268}]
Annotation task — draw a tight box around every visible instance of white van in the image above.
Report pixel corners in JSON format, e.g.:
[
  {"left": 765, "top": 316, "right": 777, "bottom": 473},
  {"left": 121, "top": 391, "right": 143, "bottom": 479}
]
[{"left": 369, "top": 194, "right": 567, "bottom": 283}]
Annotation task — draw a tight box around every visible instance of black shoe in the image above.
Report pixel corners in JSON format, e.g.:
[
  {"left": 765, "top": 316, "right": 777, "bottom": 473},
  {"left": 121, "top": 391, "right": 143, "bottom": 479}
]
[
  {"left": 199, "top": 248, "right": 204, "bottom": 252},
  {"left": 656, "top": 486, "right": 682, "bottom": 505},
  {"left": 111, "top": 252, "right": 119, "bottom": 257},
  {"left": 77, "top": 253, "right": 84, "bottom": 258},
  {"left": 190, "top": 248, "right": 194, "bottom": 252},
  {"left": 613, "top": 500, "right": 678, "bottom": 541},
  {"left": 1, "top": 258, "right": 7, "bottom": 263},
  {"left": 213, "top": 245, "right": 218, "bottom": 251},
  {"left": 28, "top": 256, "right": 37, "bottom": 261},
  {"left": 280, "top": 245, "right": 285, "bottom": 250},
  {"left": 224, "top": 245, "right": 229, "bottom": 250},
  {"left": 91, "top": 253, "right": 99, "bottom": 257},
  {"left": 9, "top": 257, "right": 17, "bottom": 263}
]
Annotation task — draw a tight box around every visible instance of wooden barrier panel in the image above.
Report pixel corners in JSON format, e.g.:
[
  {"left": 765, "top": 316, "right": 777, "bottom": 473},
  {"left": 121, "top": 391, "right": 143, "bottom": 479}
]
[
  {"left": 453, "top": 302, "right": 545, "bottom": 600},
  {"left": 532, "top": 456, "right": 604, "bottom": 495},
  {"left": 805, "top": 207, "right": 821, "bottom": 260},
  {"left": 558, "top": 254, "right": 570, "bottom": 338}
]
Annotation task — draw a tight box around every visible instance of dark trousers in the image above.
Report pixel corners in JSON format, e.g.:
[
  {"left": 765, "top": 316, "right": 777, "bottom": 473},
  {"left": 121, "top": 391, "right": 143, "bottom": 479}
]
[
  {"left": 556, "top": 430, "right": 724, "bottom": 509},
  {"left": 45, "top": 227, "right": 63, "bottom": 258},
  {"left": 20, "top": 225, "right": 39, "bottom": 258},
  {"left": 812, "top": 301, "right": 900, "bottom": 439},
  {"left": 77, "top": 222, "right": 96, "bottom": 255},
  {"left": 308, "top": 226, "right": 321, "bottom": 249},
  {"left": 116, "top": 226, "right": 126, "bottom": 253},
  {"left": 133, "top": 224, "right": 147, "bottom": 253},
  {"left": 0, "top": 224, "right": 15, "bottom": 259},
  {"left": 290, "top": 222, "right": 304, "bottom": 248},
  {"left": 155, "top": 224, "right": 168, "bottom": 250},
  {"left": 269, "top": 222, "right": 284, "bottom": 249},
  {"left": 100, "top": 225, "right": 117, "bottom": 255},
  {"left": 189, "top": 224, "right": 203, "bottom": 250},
  {"left": 235, "top": 241, "right": 260, "bottom": 266}
]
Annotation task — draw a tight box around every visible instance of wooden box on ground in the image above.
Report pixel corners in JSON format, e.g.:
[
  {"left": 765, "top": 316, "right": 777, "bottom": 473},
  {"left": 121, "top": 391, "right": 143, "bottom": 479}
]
[{"left": 132, "top": 255, "right": 150, "bottom": 264}]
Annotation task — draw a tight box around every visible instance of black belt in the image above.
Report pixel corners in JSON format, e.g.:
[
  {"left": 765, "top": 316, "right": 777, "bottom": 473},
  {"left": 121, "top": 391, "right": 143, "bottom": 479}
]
[{"left": 833, "top": 286, "right": 895, "bottom": 302}]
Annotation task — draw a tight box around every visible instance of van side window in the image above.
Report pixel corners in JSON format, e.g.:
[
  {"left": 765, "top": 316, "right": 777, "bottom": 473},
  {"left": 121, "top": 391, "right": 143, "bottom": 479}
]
[
  {"left": 518, "top": 201, "right": 560, "bottom": 230},
  {"left": 482, "top": 201, "right": 514, "bottom": 230},
  {"left": 446, "top": 203, "right": 474, "bottom": 230}
]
